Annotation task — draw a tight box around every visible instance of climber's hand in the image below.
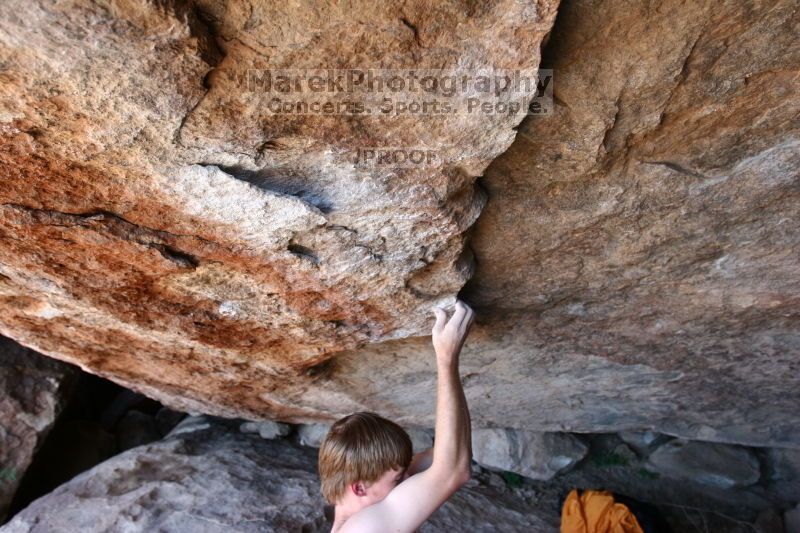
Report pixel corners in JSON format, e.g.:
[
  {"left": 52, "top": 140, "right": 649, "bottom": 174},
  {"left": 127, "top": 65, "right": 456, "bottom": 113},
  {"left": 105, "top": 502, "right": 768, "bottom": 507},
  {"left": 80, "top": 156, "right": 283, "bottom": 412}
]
[{"left": 431, "top": 299, "right": 474, "bottom": 363}]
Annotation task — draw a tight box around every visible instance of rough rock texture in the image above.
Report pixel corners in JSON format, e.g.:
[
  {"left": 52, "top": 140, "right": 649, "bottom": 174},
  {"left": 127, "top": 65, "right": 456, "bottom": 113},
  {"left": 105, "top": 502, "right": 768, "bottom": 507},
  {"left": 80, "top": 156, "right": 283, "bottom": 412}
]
[
  {"left": 471, "top": 428, "right": 588, "bottom": 480},
  {"left": 645, "top": 439, "right": 761, "bottom": 489},
  {"left": 0, "top": 0, "right": 557, "bottom": 419},
  {"left": 0, "top": 0, "right": 799, "bottom": 452},
  {"left": 0, "top": 337, "right": 76, "bottom": 522},
  {"left": 0, "top": 417, "right": 560, "bottom": 532},
  {"left": 252, "top": 0, "right": 800, "bottom": 449},
  {"left": 458, "top": 0, "right": 800, "bottom": 446}
]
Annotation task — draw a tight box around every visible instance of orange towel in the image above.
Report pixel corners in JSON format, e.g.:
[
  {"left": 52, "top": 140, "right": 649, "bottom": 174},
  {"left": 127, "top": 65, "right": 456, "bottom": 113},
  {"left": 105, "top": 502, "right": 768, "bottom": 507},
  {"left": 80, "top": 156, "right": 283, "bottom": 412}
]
[{"left": 561, "top": 489, "right": 644, "bottom": 533}]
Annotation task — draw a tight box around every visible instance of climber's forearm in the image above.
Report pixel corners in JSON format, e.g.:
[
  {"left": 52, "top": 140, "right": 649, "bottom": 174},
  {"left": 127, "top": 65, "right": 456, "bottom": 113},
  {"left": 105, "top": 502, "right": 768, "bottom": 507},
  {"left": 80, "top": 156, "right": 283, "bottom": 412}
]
[{"left": 430, "top": 354, "right": 472, "bottom": 485}]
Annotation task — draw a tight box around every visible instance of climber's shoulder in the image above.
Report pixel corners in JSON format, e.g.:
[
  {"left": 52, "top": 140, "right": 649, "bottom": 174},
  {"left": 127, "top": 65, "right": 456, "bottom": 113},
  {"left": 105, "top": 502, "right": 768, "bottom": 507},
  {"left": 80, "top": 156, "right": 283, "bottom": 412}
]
[{"left": 337, "top": 467, "right": 465, "bottom": 533}]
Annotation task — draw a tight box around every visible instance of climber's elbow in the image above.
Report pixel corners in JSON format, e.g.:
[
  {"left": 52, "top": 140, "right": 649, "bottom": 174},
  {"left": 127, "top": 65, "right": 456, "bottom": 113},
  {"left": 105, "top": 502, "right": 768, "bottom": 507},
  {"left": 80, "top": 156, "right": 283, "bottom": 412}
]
[{"left": 454, "top": 463, "right": 471, "bottom": 486}]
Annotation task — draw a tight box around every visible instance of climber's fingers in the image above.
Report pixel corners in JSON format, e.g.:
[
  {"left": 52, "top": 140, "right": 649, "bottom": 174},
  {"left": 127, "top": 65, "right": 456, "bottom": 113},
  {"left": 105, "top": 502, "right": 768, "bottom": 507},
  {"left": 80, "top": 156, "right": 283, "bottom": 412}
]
[
  {"left": 455, "top": 300, "right": 476, "bottom": 332},
  {"left": 461, "top": 304, "right": 475, "bottom": 333},
  {"left": 431, "top": 306, "right": 447, "bottom": 334},
  {"left": 451, "top": 299, "right": 468, "bottom": 327}
]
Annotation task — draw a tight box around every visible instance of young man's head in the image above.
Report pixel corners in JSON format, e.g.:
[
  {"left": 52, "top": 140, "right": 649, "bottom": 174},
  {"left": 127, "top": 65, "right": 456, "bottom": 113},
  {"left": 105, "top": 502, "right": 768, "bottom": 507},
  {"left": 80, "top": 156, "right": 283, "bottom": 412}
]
[{"left": 318, "top": 411, "right": 413, "bottom": 508}]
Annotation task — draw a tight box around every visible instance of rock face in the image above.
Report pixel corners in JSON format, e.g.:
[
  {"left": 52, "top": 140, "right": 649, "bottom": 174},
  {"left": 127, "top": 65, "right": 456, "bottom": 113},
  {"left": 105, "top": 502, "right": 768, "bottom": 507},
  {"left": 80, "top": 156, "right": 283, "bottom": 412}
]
[
  {"left": 0, "top": 337, "right": 76, "bottom": 522},
  {"left": 458, "top": 0, "right": 800, "bottom": 446},
  {"left": 0, "top": 416, "right": 560, "bottom": 532},
  {"left": 0, "top": 0, "right": 557, "bottom": 419},
  {"left": 471, "top": 428, "right": 588, "bottom": 480},
  {"left": 645, "top": 439, "right": 761, "bottom": 489},
  {"left": 0, "top": 0, "right": 798, "bottom": 452},
  {"left": 249, "top": 0, "right": 799, "bottom": 450},
  {"left": 1, "top": 417, "right": 333, "bottom": 533}
]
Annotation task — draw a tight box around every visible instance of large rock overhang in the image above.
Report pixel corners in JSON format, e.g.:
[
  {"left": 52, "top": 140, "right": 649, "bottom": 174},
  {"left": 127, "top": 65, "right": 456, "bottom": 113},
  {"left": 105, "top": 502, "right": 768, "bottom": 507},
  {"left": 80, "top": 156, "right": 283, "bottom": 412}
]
[{"left": 0, "top": 0, "right": 558, "bottom": 417}]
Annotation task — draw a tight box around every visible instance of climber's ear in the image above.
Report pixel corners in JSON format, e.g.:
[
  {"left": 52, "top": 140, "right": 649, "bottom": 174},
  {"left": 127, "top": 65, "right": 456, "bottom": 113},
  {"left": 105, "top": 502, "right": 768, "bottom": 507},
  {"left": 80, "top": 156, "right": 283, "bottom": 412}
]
[{"left": 351, "top": 481, "right": 367, "bottom": 497}]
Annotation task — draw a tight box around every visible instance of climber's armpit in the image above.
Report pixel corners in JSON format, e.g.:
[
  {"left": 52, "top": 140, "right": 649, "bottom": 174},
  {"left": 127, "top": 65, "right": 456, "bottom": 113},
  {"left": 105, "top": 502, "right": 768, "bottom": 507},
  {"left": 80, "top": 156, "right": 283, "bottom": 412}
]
[{"left": 338, "top": 466, "right": 465, "bottom": 533}]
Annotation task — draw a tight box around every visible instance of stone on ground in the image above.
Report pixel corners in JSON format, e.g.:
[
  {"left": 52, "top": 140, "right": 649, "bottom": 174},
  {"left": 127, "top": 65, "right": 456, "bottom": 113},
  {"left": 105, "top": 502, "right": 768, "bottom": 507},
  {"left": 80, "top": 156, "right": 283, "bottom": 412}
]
[{"left": 0, "top": 416, "right": 559, "bottom": 532}]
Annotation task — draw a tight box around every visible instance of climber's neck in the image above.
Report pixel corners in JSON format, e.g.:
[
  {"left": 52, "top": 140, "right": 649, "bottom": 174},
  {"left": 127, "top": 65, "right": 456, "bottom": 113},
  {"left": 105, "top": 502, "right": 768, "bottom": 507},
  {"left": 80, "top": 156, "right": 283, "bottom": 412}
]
[{"left": 331, "top": 503, "right": 355, "bottom": 533}]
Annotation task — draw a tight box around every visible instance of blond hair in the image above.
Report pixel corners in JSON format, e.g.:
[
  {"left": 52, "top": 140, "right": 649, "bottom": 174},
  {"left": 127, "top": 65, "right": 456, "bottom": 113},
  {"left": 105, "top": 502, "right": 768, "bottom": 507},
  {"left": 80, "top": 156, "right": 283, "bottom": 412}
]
[{"left": 318, "top": 411, "right": 413, "bottom": 505}]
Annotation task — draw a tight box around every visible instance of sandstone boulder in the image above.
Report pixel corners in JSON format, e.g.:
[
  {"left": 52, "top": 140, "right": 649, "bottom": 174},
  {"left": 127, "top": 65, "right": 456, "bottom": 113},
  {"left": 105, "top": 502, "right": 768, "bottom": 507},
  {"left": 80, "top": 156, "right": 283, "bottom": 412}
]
[
  {"left": 459, "top": 0, "right": 800, "bottom": 447},
  {"left": 0, "top": 0, "right": 797, "bottom": 453},
  {"left": 275, "top": 0, "right": 800, "bottom": 450},
  {"left": 0, "top": 0, "right": 557, "bottom": 421}
]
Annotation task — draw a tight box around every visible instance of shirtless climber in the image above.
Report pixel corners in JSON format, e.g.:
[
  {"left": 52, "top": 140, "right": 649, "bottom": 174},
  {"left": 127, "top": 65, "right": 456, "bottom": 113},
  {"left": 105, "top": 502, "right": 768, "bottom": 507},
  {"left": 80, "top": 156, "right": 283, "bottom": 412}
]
[{"left": 318, "top": 299, "right": 475, "bottom": 533}]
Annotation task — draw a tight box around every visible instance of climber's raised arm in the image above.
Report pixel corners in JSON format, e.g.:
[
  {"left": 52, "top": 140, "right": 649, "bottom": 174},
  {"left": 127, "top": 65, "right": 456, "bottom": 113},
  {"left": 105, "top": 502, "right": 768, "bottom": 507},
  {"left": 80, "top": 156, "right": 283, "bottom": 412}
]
[
  {"left": 426, "top": 299, "right": 474, "bottom": 482},
  {"left": 339, "top": 299, "right": 475, "bottom": 533}
]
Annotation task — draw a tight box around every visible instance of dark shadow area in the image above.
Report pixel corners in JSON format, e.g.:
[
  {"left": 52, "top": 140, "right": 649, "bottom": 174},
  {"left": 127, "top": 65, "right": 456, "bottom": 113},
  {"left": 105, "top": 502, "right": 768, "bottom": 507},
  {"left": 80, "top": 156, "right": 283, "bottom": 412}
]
[{"left": 7, "top": 371, "right": 185, "bottom": 521}]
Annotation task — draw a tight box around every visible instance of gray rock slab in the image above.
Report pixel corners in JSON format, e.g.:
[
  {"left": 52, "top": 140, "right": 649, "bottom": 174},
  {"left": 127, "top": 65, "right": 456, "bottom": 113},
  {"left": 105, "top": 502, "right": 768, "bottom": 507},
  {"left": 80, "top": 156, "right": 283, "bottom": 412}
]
[
  {"left": 0, "top": 416, "right": 559, "bottom": 532},
  {"left": 472, "top": 428, "right": 588, "bottom": 480},
  {"left": 645, "top": 439, "right": 761, "bottom": 489}
]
